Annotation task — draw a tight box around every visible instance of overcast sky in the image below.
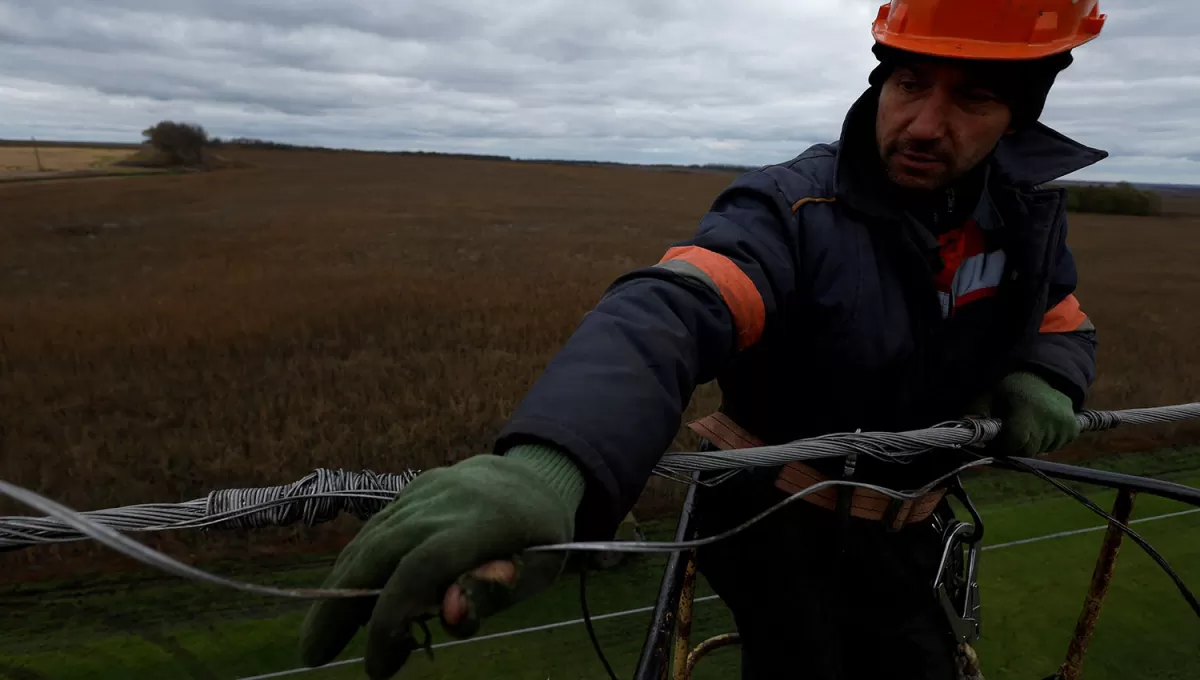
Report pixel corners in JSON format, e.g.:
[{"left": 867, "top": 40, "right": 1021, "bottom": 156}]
[{"left": 0, "top": 0, "right": 1196, "bottom": 184}]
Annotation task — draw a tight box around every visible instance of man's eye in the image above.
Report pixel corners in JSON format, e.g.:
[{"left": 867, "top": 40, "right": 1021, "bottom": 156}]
[{"left": 899, "top": 79, "right": 920, "bottom": 93}]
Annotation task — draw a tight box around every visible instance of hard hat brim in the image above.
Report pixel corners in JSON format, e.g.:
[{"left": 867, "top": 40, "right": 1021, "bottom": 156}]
[{"left": 871, "top": 30, "right": 1100, "bottom": 61}]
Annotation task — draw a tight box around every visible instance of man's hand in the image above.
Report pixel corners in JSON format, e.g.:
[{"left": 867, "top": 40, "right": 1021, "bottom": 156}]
[
  {"left": 972, "top": 371, "right": 1081, "bottom": 457},
  {"left": 298, "top": 446, "right": 584, "bottom": 680}
]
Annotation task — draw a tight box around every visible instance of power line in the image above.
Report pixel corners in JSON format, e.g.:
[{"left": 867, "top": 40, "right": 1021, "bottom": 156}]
[
  {"left": 7, "top": 403, "right": 1199, "bottom": 553},
  {"left": 0, "top": 470, "right": 419, "bottom": 552},
  {"left": 651, "top": 404, "right": 1200, "bottom": 475},
  {"left": 0, "top": 401, "right": 1195, "bottom": 678}
]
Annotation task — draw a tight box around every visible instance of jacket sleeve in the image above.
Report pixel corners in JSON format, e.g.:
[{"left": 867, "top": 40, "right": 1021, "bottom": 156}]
[
  {"left": 1017, "top": 225, "right": 1097, "bottom": 411},
  {"left": 493, "top": 170, "right": 802, "bottom": 541}
]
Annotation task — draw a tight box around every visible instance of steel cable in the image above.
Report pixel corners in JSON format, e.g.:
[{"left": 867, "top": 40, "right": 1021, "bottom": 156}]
[
  {"left": 0, "top": 469, "right": 418, "bottom": 551},
  {"left": 8, "top": 403, "right": 1197, "bottom": 552},
  {"left": 0, "top": 479, "right": 385, "bottom": 600},
  {"left": 650, "top": 404, "right": 1200, "bottom": 476},
  {"left": 0, "top": 402, "right": 1198, "bottom": 598},
  {"left": 0, "top": 461, "right": 993, "bottom": 599}
]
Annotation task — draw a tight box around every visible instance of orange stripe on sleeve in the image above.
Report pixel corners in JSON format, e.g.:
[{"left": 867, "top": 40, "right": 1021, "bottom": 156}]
[
  {"left": 659, "top": 246, "right": 766, "bottom": 349},
  {"left": 1040, "top": 294, "right": 1089, "bottom": 333}
]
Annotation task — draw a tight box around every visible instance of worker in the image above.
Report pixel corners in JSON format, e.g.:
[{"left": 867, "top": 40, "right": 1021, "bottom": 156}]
[{"left": 298, "top": 2, "right": 1106, "bottom": 678}]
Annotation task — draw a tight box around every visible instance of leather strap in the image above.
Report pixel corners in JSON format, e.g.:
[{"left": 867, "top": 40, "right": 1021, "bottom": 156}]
[
  {"left": 686, "top": 411, "right": 764, "bottom": 450},
  {"left": 686, "top": 412, "right": 945, "bottom": 531}
]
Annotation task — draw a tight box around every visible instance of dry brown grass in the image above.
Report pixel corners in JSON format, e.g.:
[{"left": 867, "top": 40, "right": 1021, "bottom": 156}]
[
  {"left": 1, "top": 148, "right": 1198, "bottom": 575},
  {"left": 0, "top": 145, "right": 148, "bottom": 179}
]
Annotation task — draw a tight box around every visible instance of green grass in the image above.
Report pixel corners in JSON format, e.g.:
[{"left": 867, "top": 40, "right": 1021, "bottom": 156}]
[{"left": 1, "top": 464, "right": 1198, "bottom": 680}]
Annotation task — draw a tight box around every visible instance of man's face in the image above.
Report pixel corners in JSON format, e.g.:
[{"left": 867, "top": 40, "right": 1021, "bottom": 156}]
[{"left": 875, "top": 62, "right": 1014, "bottom": 191}]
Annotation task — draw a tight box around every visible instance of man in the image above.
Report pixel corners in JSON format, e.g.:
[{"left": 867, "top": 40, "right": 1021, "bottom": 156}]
[{"left": 298, "top": 2, "right": 1107, "bottom": 678}]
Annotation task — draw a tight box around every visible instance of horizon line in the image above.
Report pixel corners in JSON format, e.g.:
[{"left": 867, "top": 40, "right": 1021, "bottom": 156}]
[{"left": 5, "top": 136, "right": 1198, "bottom": 189}]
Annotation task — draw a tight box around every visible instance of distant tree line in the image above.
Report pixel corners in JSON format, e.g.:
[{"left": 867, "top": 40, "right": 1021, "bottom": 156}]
[
  {"left": 1055, "top": 181, "right": 1163, "bottom": 216},
  {"left": 138, "top": 120, "right": 758, "bottom": 172},
  {"left": 209, "top": 136, "right": 515, "bottom": 161},
  {"left": 133, "top": 121, "right": 1169, "bottom": 213},
  {"left": 692, "top": 163, "right": 758, "bottom": 173},
  {"left": 210, "top": 137, "right": 338, "bottom": 152}
]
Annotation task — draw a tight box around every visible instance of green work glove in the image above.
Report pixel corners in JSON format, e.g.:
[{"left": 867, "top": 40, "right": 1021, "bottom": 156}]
[
  {"left": 298, "top": 443, "right": 585, "bottom": 680},
  {"left": 972, "top": 371, "right": 1081, "bottom": 457}
]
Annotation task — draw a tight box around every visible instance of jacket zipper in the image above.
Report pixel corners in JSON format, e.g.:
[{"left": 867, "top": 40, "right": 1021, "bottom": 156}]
[{"left": 947, "top": 188, "right": 958, "bottom": 317}]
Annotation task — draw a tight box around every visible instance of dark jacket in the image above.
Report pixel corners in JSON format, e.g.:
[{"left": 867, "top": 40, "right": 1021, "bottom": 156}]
[{"left": 495, "top": 88, "right": 1103, "bottom": 541}]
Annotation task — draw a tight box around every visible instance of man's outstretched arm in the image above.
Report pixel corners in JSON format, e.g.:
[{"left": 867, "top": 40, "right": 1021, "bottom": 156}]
[
  {"left": 299, "top": 168, "right": 805, "bottom": 679},
  {"left": 496, "top": 168, "right": 803, "bottom": 541}
]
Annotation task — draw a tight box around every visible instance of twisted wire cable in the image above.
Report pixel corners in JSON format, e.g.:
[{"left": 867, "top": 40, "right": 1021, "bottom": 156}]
[
  {"left": 0, "top": 460, "right": 993, "bottom": 599},
  {"left": 651, "top": 404, "right": 1200, "bottom": 476},
  {"left": 5, "top": 404, "right": 1199, "bottom": 553},
  {"left": 0, "top": 403, "right": 1197, "bottom": 599},
  {"left": 0, "top": 469, "right": 419, "bottom": 551},
  {"left": 0, "top": 478, "right": 384, "bottom": 600}
]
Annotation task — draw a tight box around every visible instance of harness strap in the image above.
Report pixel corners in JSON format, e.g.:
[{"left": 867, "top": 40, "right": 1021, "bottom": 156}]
[{"left": 686, "top": 412, "right": 946, "bottom": 531}]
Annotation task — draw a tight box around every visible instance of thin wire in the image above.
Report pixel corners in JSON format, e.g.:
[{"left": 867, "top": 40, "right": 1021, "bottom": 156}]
[
  {"left": 579, "top": 566, "right": 620, "bottom": 680},
  {"left": 1000, "top": 456, "right": 1200, "bottom": 619},
  {"left": 526, "top": 458, "right": 996, "bottom": 555}
]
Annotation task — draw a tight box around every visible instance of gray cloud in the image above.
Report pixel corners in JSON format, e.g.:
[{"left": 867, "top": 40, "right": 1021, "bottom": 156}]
[{"left": 0, "top": 0, "right": 1196, "bottom": 183}]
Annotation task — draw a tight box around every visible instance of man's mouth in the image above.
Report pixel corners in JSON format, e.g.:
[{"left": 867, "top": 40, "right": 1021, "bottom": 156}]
[{"left": 896, "top": 150, "right": 944, "bottom": 172}]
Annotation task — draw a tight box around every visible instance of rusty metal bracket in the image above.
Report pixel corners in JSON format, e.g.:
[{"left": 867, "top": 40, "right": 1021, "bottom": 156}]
[
  {"left": 671, "top": 551, "right": 698, "bottom": 678},
  {"left": 671, "top": 547, "right": 741, "bottom": 680},
  {"left": 1047, "top": 489, "right": 1138, "bottom": 680},
  {"left": 634, "top": 473, "right": 701, "bottom": 680},
  {"left": 681, "top": 633, "right": 742, "bottom": 680},
  {"left": 631, "top": 465, "right": 744, "bottom": 680}
]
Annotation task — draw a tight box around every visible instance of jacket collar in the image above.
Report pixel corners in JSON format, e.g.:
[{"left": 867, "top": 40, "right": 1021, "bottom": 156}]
[
  {"left": 832, "top": 87, "right": 1109, "bottom": 220},
  {"left": 990, "top": 121, "right": 1109, "bottom": 188}
]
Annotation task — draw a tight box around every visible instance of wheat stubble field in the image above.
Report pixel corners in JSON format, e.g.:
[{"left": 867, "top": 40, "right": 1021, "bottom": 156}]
[
  {"left": 1, "top": 148, "right": 1199, "bottom": 578},
  {"left": 0, "top": 143, "right": 149, "bottom": 181}
]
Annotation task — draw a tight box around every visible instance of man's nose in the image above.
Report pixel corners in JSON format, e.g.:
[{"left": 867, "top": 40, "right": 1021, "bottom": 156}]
[{"left": 906, "top": 88, "right": 951, "bottom": 142}]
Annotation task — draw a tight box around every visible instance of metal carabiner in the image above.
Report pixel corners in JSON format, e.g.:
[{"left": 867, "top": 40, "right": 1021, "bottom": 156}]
[{"left": 932, "top": 479, "right": 983, "bottom": 644}]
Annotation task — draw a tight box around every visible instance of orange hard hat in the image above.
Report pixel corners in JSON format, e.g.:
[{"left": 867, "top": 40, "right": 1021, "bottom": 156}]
[{"left": 872, "top": 0, "right": 1106, "bottom": 61}]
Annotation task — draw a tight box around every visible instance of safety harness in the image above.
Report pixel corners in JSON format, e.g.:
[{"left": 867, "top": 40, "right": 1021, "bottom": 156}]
[
  {"left": 687, "top": 409, "right": 986, "bottom": 669},
  {"left": 688, "top": 412, "right": 947, "bottom": 530}
]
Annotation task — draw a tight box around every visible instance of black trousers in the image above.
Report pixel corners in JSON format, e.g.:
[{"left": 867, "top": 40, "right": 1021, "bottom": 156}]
[{"left": 693, "top": 468, "right": 961, "bottom": 680}]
